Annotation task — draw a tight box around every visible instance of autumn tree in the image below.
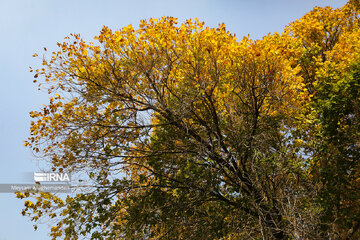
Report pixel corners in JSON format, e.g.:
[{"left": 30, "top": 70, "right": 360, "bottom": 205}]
[
  {"left": 19, "top": 2, "right": 360, "bottom": 239},
  {"left": 287, "top": 2, "right": 360, "bottom": 239}
]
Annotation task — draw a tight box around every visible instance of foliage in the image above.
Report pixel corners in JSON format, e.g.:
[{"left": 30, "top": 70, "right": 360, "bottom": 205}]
[
  {"left": 20, "top": 1, "right": 360, "bottom": 239},
  {"left": 286, "top": 2, "right": 360, "bottom": 238}
]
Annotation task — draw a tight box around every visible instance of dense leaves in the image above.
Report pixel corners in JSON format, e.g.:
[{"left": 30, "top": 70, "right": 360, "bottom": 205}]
[{"left": 20, "top": 1, "right": 360, "bottom": 239}]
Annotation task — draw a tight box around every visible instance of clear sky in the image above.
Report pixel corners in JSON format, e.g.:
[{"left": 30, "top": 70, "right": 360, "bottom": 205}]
[{"left": 0, "top": 0, "right": 348, "bottom": 239}]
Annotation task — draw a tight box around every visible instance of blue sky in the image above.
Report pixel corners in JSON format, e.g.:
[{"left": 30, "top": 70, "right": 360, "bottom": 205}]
[{"left": 0, "top": 0, "right": 347, "bottom": 239}]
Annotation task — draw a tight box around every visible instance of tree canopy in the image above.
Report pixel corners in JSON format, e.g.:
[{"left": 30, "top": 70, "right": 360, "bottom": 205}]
[{"left": 19, "top": 1, "right": 360, "bottom": 239}]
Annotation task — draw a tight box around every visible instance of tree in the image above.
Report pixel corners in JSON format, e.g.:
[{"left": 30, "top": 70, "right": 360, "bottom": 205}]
[
  {"left": 286, "top": 2, "right": 360, "bottom": 239},
  {"left": 19, "top": 2, "right": 360, "bottom": 239}
]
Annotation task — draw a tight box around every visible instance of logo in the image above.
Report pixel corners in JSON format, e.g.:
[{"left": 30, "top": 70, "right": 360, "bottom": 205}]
[{"left": 34, "top": 172, "right": 71, "bottom": 182}]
